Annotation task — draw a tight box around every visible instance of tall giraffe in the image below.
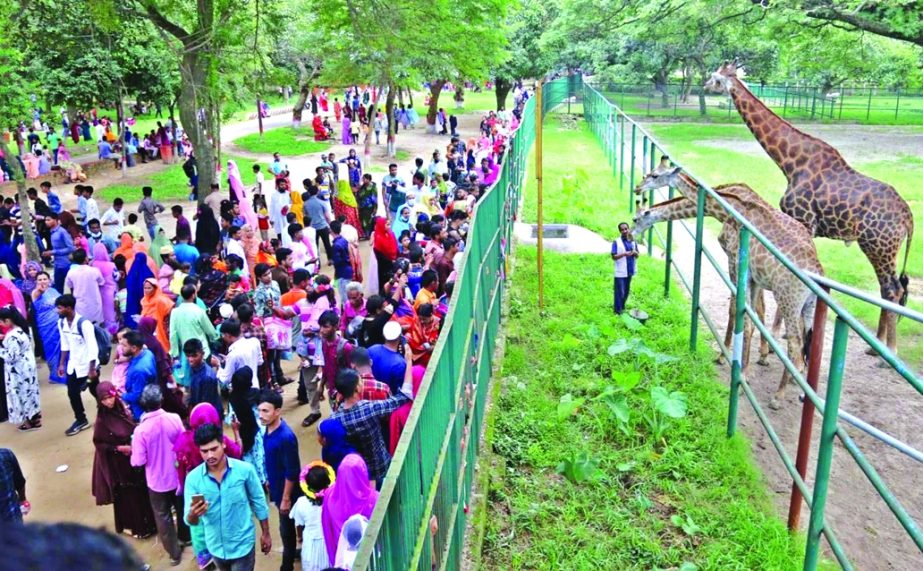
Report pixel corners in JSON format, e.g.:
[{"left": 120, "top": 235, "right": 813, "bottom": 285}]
[
  {"left": 705, "top": 61, "right": 914, "bottom": 355},
  {"left": 632, "top": 168, "right": 824, "bottom": 408}
]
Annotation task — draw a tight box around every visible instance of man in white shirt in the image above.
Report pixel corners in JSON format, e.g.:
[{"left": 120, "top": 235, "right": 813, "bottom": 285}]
[
  {"left": 225, "top": 226, "right": 249, "bottom": 276},
  {"left": 253, "top": 164, "right": 266, "bottom": 196},
  {"left": 100, "top": 198, "right": 125, "bottom": 242},
  {"left": 56, "top": 294, "right": 99, "bottom": 436},
  {"left": 213, "top": 320, "right": 263, "bottom": 389},
  {"left": 84, "top": 186, "right": 100, "bottom": 227}
]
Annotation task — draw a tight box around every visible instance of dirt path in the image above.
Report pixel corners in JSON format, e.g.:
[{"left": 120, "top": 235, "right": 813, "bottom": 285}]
[
  {"left": 3, "top": 106, "right": 491, "bottom": 570},
  {"left": 657, "top": 216, "right": 923, "bottom": 570}
]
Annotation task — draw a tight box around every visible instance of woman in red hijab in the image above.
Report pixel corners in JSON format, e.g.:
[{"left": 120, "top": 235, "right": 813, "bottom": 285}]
[{"left": 371, "top": 217, "right": 397, "bottom": 296}]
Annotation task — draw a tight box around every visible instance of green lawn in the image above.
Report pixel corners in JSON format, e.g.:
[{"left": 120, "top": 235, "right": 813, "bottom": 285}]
[
  {"left": 521, "top": 114, "right": 631, "bottom": 240},
  {"left": 231, "top": 126, "right": 332, "bottom": 156},
  {"left": 96, "top": 153, "right": 259, "bottom": 204},
  {"left": 645, "top": 122, "right": 923, "bottom": 363},
  {"left": 483, "top": 248, "right": 813, "bottom": 570}
]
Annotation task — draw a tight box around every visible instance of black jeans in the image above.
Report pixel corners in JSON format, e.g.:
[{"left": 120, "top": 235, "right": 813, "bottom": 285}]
[
  {"left": 315, "top": 226, "right": 333, "bottom": 263},
  {"left": 269, "top": 349, "right": 284, "bottom": 383},
  {"left": 67, "top": 372, "right": 92, "bottom": 424},
  {"left": 278, "top": 507, "right": 297, "bottom": 571}
]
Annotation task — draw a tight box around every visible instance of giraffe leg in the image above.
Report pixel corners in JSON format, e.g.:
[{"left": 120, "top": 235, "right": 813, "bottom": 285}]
[
  {"left": 755, "top": 290, "right": 771, "bottom": 366},
  {"left": 769, "top": 303, "right": 806, "bottom": 410},
  {"left": 860, "top": 239, "right": 903, "bottom": 358}
]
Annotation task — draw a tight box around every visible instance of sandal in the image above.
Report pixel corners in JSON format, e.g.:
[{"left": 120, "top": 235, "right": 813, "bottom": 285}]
[{"left": 18, "top": 420, "right": 40, "bottom": 432}]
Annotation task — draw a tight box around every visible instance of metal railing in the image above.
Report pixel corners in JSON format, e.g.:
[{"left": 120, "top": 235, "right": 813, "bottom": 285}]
[
  {"left": 579, "top": 76, "right": 923, "bottom": 569},
  {"left": 591, "top": 81, "right": 923, "bottom": 124},
  {"left": 354, "top": 78, "right": 572, "bottom": 570}
]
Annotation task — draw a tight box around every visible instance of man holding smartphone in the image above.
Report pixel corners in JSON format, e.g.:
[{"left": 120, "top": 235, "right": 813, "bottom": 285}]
[{"left": 185, "top": 424, "right": 271, "bottom": 571}]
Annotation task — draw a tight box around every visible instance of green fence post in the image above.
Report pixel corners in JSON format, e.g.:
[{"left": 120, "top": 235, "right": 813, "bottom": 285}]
[
  {"left": 619, "top": 115, "right": 625, "bottom": 192},
  {"left": 664, "top": 185, "right": 673, "bottom": 297},
  {"left": 895, "top": 88, "right": 901, "bottom": 120},
  {"left": 689, "top": 184, "right": 706, "bottom": 351},
  {"left": 839, "top": 91, "right": 844, "bottom": 120},
  {"left": 782, "top": 84, "right": 788, "bottom": 118},
  {"left": 647, "top": 139, "right": 655, "bottom": 254},
  {"left": 804, "top": 317, "right": 849, "bottom": 570},
  {"left": 613, "top": 113, "right": 619, "bottom": 178},
  {"left": 727, "top": 226, "right": 750, "bottom": 437},
  {"left": 866, "top": 88, "right": 873, "bottom": 121},
  {"left": 629, "top": 125, "right": 637, "bottom": 213}
]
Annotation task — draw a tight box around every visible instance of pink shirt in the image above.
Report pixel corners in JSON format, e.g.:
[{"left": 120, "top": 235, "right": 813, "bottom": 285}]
[{"left": 131, "top": 408, "right": 184, "bottom": 493}]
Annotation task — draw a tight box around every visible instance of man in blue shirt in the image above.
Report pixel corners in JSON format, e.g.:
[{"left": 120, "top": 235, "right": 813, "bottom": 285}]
[
  {"left": 185, "top": 423, "right": 271, "bottom": 569},
  {"left": 40, "top": 181, "right": 63, "bottom": 214},
  {"left": 329, "top": 220, "right": 353, "bottom": 302},
  {"left": 42, "top": 213, "right": 74, "bottom": 292},
  {"left": 368, "top": 321, "right": 408, "bottom": 394},
  {"left": 173, "top": 235, "right": 201, "bottom": 273},
  {"left": 120, "top": 331, "right": 158, "bottom": 421},
  {"left": 382, "top": 162, "right": 407, "bottom": 220},
  {"left": 258, "top": 390, "right": 302, "bottom": 571}
]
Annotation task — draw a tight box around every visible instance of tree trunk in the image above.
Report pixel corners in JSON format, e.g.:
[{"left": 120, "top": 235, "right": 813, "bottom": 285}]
[
  {"left": 0, "top": 140, "right": 40, "bottom": 262},
  {"left": 407, "top": 88, "right": 413, "bottom": 108},
  {"left": 454, "top": 84, "right": 464, "bottom": 110},
  {"left": 385, "top": 83, "right": 397, "bottom": 159},
  {"left": 363, "top": 86, "right": 380, "bottom": 169},
  {"left": 426, "top": 80, "right": 445, "bottom": 134},
  {"left": 293, "top": 84, "right": 309, "bottom": 128},
  {"left": 494, "top": 77, "right": 512, "bottom": 111},
  {"left": 178, "top": 50, "right": 217, "bottom": 205}
]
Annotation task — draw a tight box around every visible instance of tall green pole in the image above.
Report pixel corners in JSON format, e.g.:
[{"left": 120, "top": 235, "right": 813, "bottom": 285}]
[
  {"left": 664, "top": 184, "right": 674, "bottom": 297},
  {"left": 619, "top": 116, "right": 625, "bottom": 192},
  {"left": 727, "top": 226, "right": 750, "bottom": 437},
  {"left": 629, "top": 125, "right": 636, "bottom": 213},
  {"left": 647, "top": 139, "right": 656, "bottom": 254},
  {"left": 803, "top": 317, "right": 849, "bottom": 570},
  {"left": 690, "top": 184, "right": 706, "bottom": 351}
]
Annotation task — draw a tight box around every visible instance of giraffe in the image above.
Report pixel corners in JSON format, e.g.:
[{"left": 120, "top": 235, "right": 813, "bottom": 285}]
[
  {"left": 634, "top": 157, "right": 780, "bottom": 367},
  {"left": 632, "top": 167, "right": 824, "bottom": 409},
  {"left": 705, "top": 61, "right": 914, "bottom": 356}
]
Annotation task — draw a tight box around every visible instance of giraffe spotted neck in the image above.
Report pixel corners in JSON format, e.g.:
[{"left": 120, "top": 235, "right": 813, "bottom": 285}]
[{"left": 726, "top": 77, "right": 848, "bottom": 181}]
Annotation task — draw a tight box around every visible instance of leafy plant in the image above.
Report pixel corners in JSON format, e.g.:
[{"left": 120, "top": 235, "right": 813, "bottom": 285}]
[
  {"left": 556, "top": 393, "right": 585, "bottom": 421},
  {"left": 597, "top": 391, "right": 631, "bottom": 436},
  {"left": 556, "top": 451, "right": 602, "bottom": 484},
  {"left": 608, "top": 337, "right": 679, "bottom": 370},
  {"left": 644, "top": 386, "right": 689, "bottom": 443},
  {"left": 621, "top": 313, "right": 643, "bottom": 331},
  {"left": 671, "top": 514, "right": 702, "bottom": 537}
]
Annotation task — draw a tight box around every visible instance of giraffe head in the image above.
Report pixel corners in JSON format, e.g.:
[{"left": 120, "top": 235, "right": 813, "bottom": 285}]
[
  {"left": 704, "top": 60, "right": 739, "bottom": 94},
  {"left": 635, "top": 156, "right": 682, "bottom": 196}
]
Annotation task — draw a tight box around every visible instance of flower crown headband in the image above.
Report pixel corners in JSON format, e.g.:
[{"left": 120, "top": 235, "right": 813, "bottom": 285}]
[{"left": 300, "top": 460, "right": 335, "bottom": 499}]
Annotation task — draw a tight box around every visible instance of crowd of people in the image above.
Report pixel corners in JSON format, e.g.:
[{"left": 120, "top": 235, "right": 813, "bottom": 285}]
[
  {"left": 0, "top": 85, "right": 530, "bottom": 571},
  {"left": 1, "top": 107, "right": 189, "bottom": 184}
]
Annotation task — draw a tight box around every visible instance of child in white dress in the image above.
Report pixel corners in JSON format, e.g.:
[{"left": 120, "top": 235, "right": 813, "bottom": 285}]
[{"left": 291, "top": 461, "right": 335, "bottom": 571}]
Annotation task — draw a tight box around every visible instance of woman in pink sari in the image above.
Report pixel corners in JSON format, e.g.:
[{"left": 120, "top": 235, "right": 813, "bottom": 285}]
[
  {"left": 228, "top": 160, "right": 258, "bottom": 228},
  {"left": 321, "top": 454, "right": 378, "bottom": 565},
  {"left": 91, "top": 243, "right": 119, "bottom": 333},
  {"left": 241, "top": 224, "right": 260, "bottom": 285}
]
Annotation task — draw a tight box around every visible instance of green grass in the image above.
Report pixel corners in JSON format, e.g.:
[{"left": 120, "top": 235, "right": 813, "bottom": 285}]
[
  {"left": 483, "top": 248, "right": 813, "bottom": 570},
  {"left": 521, "top": 114, "right": 631, "bottom": 240},
  {"left": 231, "top": 126, "right": 332, "bottom": 156},
  {"left": 646, "top": 122, "right": 923, "bottom": 363},
  {"left": 95, "top": 153, "right": 259, "bottom": 204}
]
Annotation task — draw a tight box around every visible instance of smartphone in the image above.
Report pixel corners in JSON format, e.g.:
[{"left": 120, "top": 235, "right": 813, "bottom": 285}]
[{"left": 192, "top": 494, "right": 205, "bottom": 505}]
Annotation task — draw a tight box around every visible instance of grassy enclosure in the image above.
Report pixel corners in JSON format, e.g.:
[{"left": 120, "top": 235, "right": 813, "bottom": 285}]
[
  {"left": 645, "top": 122, "right": 923, "bottom": 364},
  {"left": 483, "top": 248, "right": 812, "bottom": 569},
  {"left": 483, "top": 112, "right": 819, "bottom": 569}
]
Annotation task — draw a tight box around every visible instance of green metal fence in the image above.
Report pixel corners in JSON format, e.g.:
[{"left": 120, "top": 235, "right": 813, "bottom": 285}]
[
  {"left": 354, "top": 78, "right": 571, "bottom": 571},
  {"left": 578, "top": 76, "right": 923, "bottom": 569},
  {"left": 593, "top": 81, "right": 923, "bottom": 125}
]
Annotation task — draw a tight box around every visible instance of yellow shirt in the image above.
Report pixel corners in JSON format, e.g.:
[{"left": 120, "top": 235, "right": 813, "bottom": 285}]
[{"left": 414, "top": 287, "right": 438, "bottom": 311}]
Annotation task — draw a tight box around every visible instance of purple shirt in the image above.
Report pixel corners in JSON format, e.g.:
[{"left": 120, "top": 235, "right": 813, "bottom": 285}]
[
  {"left": 131, "top": 408, "right": 184, "bottom": 493},
  {"left": 175, "top": 215, "right": 192, "bottom": 241},
  {"left": 64, "top": 265, "right": 105, "bottom": 323}
]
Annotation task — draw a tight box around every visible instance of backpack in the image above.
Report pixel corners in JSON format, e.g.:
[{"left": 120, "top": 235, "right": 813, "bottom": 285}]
[{"left": 63, "top": 317, "right": 112, "bottom": 366}]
